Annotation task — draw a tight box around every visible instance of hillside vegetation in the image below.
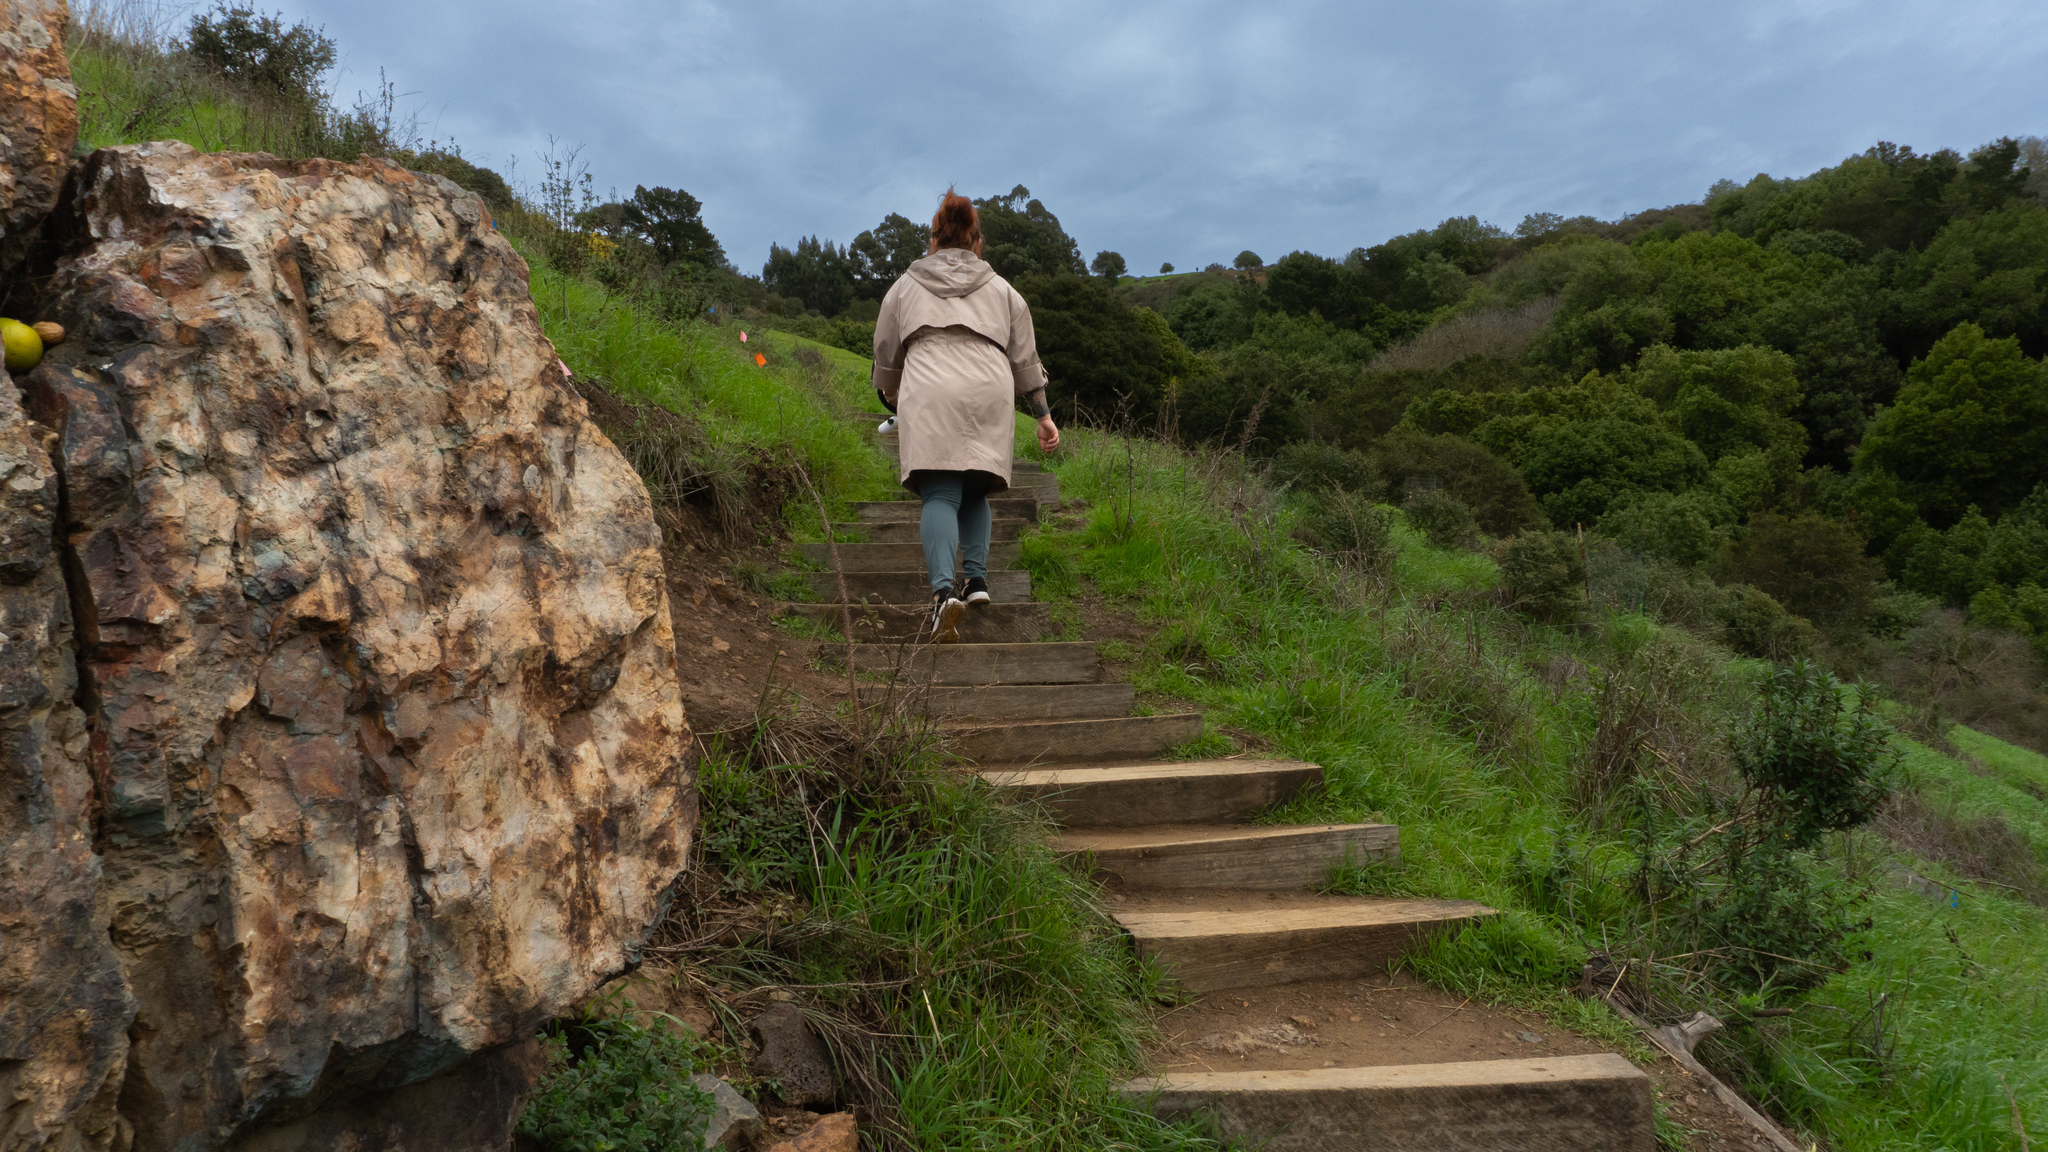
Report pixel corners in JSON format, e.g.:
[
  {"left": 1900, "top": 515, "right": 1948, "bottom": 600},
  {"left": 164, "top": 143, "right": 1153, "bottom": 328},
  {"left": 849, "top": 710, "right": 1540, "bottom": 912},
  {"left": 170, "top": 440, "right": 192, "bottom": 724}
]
[{"left": 55, "top": 7, "right": 2048, "bottom": 1150}]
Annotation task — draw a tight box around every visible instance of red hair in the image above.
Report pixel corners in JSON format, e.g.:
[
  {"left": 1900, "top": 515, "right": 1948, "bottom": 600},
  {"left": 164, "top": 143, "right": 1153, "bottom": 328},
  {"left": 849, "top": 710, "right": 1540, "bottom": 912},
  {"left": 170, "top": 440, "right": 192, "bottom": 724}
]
[{"left": 930, "top": 188, "right": 981, "bottom": 250}]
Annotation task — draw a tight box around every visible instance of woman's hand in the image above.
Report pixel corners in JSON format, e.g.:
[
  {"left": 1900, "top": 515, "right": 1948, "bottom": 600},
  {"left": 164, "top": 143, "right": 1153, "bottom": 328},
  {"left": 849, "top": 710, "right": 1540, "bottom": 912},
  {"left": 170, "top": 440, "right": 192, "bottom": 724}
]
[{"left": 1037, "top": 415, "right": 1060, "bottom": 452}]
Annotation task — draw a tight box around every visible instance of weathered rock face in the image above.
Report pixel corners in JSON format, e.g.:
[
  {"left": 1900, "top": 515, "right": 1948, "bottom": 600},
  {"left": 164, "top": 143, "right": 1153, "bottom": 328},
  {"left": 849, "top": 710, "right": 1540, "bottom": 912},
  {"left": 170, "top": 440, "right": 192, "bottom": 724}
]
[
  {"left": 0, "top": 0, "right": 78, "bottom": 267},
  {"left": 0, "top": 365, "right": 134, "bottom": 1149},
  {"left": 5, "top": 141, "right": 694, "bottom": 1149}
]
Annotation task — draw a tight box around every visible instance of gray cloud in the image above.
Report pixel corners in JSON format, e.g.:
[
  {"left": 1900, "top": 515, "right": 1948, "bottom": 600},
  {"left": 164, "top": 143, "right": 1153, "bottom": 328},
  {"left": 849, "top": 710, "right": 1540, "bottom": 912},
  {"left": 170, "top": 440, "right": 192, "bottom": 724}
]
[{"left": 294, "top": 0, "right": 2047, "bottom": 274}]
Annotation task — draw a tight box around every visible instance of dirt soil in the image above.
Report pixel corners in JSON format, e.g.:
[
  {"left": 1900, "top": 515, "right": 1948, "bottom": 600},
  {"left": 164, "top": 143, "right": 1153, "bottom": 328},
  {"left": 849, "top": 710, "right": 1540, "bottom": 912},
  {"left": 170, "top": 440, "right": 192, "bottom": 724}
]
[{"left": 660, "top": 529, "right": 847, "bottom": 737}]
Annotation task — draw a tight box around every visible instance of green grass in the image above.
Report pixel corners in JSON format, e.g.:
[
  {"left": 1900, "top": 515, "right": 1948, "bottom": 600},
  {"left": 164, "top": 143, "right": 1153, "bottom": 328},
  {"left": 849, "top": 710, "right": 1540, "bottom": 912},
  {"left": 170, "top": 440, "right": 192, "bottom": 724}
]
[
  {"left": 524, "top": 259, "right": 898, "bottom": 529},
  {"left": 1017, "top": 423, "right": 2048, "bottom": 1151},
  {"left": 690, "top": 725, "right": 1221, "bottom": 1152},
  {"left": 73, "top": 28, "right": 2048, "bottom": 1144}
]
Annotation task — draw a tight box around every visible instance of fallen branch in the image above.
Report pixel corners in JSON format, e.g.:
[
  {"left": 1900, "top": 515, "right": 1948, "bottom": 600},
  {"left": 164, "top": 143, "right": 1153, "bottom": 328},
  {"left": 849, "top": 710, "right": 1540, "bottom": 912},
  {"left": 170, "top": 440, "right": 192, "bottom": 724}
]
[{"left": 1595, "top": 996, "right": 1804, "bottom": 1152}]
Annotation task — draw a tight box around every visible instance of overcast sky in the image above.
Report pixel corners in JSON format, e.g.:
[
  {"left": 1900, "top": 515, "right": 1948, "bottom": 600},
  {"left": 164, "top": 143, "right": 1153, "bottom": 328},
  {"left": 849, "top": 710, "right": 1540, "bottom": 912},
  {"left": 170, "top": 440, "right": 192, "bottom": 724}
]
[{"left": 288, "top": 0, "right": 2046, "bottom": 275}]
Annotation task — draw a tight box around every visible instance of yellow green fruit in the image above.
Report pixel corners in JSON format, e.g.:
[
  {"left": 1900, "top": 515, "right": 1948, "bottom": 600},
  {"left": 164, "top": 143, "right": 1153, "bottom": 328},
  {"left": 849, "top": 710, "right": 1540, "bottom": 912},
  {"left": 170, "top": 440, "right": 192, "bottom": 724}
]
[{"left": 1, "top": 319, "right": 42, "bottom": 372}]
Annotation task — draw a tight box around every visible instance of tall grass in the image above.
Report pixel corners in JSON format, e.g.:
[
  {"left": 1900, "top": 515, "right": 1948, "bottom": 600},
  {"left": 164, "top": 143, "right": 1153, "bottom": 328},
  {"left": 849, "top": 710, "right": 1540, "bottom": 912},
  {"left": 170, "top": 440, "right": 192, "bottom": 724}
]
[
  {"left": 67, "top": 0, "right": 414, "bottom": 158},
  {"left": 660, "top": 707, "right": 1219, "bottom": 1152},
  {"left": 523, "top": 257, "right": 897, "bottom": 531}
]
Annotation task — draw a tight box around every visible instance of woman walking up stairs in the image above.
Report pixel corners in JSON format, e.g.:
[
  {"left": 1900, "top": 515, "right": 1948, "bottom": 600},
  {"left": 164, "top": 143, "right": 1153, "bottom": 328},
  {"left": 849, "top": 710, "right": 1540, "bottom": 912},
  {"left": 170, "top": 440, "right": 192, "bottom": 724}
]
[
  {"left": 869, "top": 189, "right": 1061, "bottom": 642},
  {"left": 784, "top": 183, "right": 1659, "bottom": 1151}
]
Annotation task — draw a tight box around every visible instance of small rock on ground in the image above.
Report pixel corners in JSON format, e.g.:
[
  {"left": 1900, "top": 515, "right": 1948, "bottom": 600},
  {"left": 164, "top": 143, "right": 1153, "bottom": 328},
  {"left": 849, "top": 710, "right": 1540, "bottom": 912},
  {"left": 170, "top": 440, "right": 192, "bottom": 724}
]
[
  {"left": 691, "top": 1075, "right": 760, "bottom": 1149},
  {"left": 749, "top": 1002, "right": 837, "bottom": 1107},
  {"left": 763, "top": 1112, "right": 856, "bottom": 1152}
]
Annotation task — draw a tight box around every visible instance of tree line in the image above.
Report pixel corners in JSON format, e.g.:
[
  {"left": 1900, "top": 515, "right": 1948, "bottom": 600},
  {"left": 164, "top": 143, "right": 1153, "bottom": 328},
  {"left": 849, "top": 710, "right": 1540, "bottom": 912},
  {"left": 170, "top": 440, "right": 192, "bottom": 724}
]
[
  {"left": 418, "top": 126, "right": 2048, "bottom": 747},
  {"left": 740, "top": 138, "right": 2048, "bottom": 746}
]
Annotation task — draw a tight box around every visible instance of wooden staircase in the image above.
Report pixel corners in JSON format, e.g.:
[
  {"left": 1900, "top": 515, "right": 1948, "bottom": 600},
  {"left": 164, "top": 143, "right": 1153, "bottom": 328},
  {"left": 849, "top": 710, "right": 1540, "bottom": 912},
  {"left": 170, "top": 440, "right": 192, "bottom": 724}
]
[{"left": 782, "top": 413, "right": 1656, "bottom": 1151}]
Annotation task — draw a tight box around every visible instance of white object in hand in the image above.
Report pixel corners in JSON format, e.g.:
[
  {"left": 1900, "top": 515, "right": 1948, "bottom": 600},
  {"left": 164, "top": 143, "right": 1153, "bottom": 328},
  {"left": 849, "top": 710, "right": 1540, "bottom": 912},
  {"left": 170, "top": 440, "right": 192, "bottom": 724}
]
[{"left": 877, "top": 416, "right": 898, "bottom": 434}]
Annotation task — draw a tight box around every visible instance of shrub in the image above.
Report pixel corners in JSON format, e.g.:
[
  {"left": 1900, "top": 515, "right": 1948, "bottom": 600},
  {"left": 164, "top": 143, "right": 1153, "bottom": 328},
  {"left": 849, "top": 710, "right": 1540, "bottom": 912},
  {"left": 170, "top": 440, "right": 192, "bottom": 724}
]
[
  {"left": 185, "top": 4, "right": 334, "bottom": 104},
  {"left": 1499, "top": 530, "right": 1586, "bottom": 620},
  {"left": 1370, "top": 430, "right": 1548, "bottom": 536},
  {"left": 1271, "top": 440, "right": 1379, "bottom": 494},
  {"left": 394, "top": 145, "right": 515, "bottom": 209},
  {"left": 1716, "top": 584, "right": 1818, "bottom": 660},
  {"left": 1734, "top": 660, "right": 1896, "bottom": 847},
  {"left": 1404, "top": 488, "right": 1479, "bottom": 550},
  {"left": 1593, "top": 490, "right": 1731, "bottom": 569},
  {"left": 519, "top": 1011, "right": 714, "bottom": 1152},
  {"left": 1297, "top": 488, "right": 1395, "bottom": 577},
  {"left": 1718, "top": 512, "right": 1882, "bottom": 626},
  {"left": 1881, "top": 609, "right": 2048, "bottom": 750}
]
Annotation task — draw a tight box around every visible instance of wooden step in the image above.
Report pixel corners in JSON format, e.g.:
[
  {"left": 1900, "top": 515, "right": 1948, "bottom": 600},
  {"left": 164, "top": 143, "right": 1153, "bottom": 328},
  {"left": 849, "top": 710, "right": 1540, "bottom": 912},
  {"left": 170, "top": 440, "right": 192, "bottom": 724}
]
[
  {"left": 797, "top": 541, "right": 1024, "bottom": 572},
  {"left": 1123, "top": 1055, "right": 1655, "bottom": 1151},
  {"left": 948, "top": 714, "right": 1204, "bottom": 764},
  {"left": 869, "top": 682, "right": 1132, "bottom": 720},
  {"left": 875, "top": 441, "right": 1048, "bottom": 475},
  {"left": 1058, "top": 823, "right": 1394, "bottom": 889},
  {"left": 783, "top": 602, "right": 1053, "bottom": 643},
  {"left": 979, "top": 760, "right": 1322, "bottom": 826},
  {"left": 1111, "top": 896, "right": 1494, "bottom": 991},
  {"left": 803, "top": 569, "right": 1031, "bottom": 602},
  {"left": 856, "top": 518, "right": 1031, "bottom": 544},
  {"left": 855, "top": 499, "right": 1038, "bottom": 524},
  {"left": 819, "top": 641, "right": 1099, "bottom": 686}
]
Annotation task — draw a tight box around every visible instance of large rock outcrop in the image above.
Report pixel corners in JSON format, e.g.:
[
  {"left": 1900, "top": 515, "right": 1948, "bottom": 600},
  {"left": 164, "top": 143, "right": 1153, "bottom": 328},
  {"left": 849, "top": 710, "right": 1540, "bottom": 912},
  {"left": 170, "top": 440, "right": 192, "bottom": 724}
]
[
  {"left": 0, "top": 0, "right": 77, "bottom": 267},
  {"left": 3, "top": 141, "right": 694, "bottom": 1149}
]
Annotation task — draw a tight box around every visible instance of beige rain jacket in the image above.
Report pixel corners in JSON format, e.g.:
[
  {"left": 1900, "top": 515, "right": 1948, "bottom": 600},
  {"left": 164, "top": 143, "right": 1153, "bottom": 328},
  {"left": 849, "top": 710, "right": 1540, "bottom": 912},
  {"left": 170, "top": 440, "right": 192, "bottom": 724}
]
[{"left": 872, "top": 248, "right": 1047, "bottom": 493}]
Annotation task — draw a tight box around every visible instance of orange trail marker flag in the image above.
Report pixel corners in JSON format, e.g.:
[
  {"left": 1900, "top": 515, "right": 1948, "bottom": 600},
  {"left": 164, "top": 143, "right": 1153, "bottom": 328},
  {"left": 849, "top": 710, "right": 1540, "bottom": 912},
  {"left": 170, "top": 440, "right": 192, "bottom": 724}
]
[{"left": 755, "top": 353, "right": 766, "bottom": 367}]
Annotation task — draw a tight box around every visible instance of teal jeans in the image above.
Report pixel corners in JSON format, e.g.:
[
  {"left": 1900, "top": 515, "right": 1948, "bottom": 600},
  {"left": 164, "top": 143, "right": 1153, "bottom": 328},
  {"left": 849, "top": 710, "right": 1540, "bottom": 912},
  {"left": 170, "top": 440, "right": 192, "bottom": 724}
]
[{"left": 915, "top": 470, "right": 991, "bottom": 594}]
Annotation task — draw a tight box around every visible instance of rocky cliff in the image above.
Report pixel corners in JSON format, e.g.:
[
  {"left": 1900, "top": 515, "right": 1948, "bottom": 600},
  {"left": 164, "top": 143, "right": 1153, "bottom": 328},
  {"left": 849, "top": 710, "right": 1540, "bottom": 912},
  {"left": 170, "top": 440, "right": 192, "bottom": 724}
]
[
  {"left": 0, "top": 0, "right": 74, "bottom": 267},
  {"left": 1, "top": 28, "right": 697, "bottom": 1146}
]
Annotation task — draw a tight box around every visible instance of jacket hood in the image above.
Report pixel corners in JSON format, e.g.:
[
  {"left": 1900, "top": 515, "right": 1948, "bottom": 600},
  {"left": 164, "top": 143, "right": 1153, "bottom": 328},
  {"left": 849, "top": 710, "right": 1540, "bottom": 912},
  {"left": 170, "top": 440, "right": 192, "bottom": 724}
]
[{"left": 907, "top": 248, "right": 996, "bottom": 298}]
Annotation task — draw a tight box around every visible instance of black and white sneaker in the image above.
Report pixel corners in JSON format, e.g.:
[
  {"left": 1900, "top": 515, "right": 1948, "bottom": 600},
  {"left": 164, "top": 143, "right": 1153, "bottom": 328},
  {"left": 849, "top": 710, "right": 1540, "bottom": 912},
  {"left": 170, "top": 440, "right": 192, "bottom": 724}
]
[
  {"left": 962, "top": 576, "right": 991, "bottom": 606},
  {"left": 930, "top": 586, "right": 967, "bottom": 643}
]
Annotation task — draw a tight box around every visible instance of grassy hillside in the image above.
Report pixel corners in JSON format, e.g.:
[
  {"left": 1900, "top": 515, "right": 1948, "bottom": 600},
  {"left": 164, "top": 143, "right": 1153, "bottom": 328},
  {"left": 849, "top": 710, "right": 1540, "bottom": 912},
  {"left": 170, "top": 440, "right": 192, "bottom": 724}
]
[
  {"left": 1017, "top": 424, "right": 2048, "bottom": 1150},
  {"left": 53, "top": 13, "right": 2048, "bottom": 1150}
]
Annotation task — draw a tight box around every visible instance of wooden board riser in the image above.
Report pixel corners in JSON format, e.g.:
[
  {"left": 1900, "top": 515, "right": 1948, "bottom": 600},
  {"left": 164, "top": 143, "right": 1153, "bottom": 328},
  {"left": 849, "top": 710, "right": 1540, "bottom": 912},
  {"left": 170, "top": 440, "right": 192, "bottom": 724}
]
[
  {"left": 803, "top": 570, "right": 1032, "bottom": 603},
  {"left": 816, "top": 641, "right": 1101, "bottom": 686},
  {"left": 867, "top": 682, "right": 1135, "bottom": 720},
  {"left": 1124, "top": 1057, "right": 1655, "bottom": 1152},
  {"left": 797, "top": 542, "right": 1024, "bottom": 572},
  {"left": 1118, "top": 908, "right": 1491, "bottom": 992},
  {"left": 949, "top": 715, "right": 1204, "bottom": 764},
  {"left": 783, "top": 602, "right": 1053, "bottom": 644},
  {"left": 984, "top": 761, "right": 1323, "bottom": 826},
  {"left": 852, "top": 519, "right": 1032, "bottom": 544},
  {"left": 854, "top": 499, "right": 1040, "bottom": 524},
  {"left": 1063, "top": 825, "right": 1395, "bottom": 890}
]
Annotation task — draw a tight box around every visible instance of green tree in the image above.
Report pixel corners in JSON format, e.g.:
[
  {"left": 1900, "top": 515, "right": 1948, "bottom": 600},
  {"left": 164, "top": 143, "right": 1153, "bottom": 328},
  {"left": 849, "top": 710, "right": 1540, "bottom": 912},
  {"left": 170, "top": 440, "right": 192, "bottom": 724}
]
[
  {"left": 1234, "top": 250, "right": 1263, "bottom": 270},
  {"left": 1899, "top": 201, "right": 2048, "bottom": 357},
  {"left": 1012, "top": 274, "right": 1163, "bottom": 419},
  {"left": 850, "top": 212, "right": 925, "bottom": 298},
  {"left": 1090, "top": 250, "right": 1127, "bottom": 281},
  {"left": 1368, "top": 430, "right": 1548, "bottom": 536},
  {"left": 1595, "top": 490, "right": 1732, "bottom": 568},
  {"left": 1719, "top": 513, "right": 1882, "bottom": 625},
  {"left": 1162, "top": 275, "right": 1252, "bottom": 352},
  {"left": 1159, "top": 262, "right": 1174, "bottom": 274},
  {"left": 975, "top": 186, "right": 1085, "bottom": 278},
  {"left": 186, "top": 4, "right": 335, "bottom": 103},
  {"left": 1500, "top": 530, "right": 1587, "bottom": 620},
  {"left": 1265, "top": 251, "right": 1370, "bottom": 330},
  {"left": 762, "top": 235, "right": 852, "bottom": 315},
  {"left": 617, "top": 185, "right": 725, "bottom": 268},
  {"left": 1857, "top": 322, "right": 2048, "bottom": 523},
  {"left": 1632, "top": 343, "right": 1807, "bottom": 466}
]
